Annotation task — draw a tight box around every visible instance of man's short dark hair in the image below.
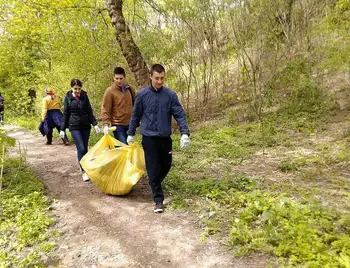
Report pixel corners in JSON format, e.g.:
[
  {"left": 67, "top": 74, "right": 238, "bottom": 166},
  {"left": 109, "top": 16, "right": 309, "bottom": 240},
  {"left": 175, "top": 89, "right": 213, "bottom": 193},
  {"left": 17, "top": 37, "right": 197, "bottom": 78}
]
[
  {"left": 149, "top": 64, "right": 165, "bottom": 75},
  {"left": 70, "top": 79, "right": 83, "bottom": 87},
  {"left": 114, "top": 67, "right": 126, "bottom": 76}
]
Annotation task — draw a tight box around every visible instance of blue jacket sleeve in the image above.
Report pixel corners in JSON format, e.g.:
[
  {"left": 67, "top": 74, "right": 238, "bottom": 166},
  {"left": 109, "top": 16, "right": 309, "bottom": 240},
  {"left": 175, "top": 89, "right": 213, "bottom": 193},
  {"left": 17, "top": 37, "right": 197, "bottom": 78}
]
[
  {"left": 127, "top": 92, "right": 143, "bottom": 136},
  {"left": 171, "top": 93, "right": 190, "bottom": 135},
  {"left": 61, "top": 96, "right": 70, "bottom": 131}
]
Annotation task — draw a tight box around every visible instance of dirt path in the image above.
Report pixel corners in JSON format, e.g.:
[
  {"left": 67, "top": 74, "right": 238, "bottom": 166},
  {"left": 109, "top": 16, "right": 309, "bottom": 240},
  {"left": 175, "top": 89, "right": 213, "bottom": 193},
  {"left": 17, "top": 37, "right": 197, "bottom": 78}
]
[{"left": 5, "top": 126, "right": 259, "bottom": 268}]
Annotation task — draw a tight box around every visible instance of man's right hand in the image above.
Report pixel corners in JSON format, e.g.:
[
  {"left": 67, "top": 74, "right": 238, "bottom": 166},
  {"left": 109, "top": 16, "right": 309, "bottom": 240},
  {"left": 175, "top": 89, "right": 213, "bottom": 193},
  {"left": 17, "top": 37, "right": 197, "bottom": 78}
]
[
  {"left": 127, "top": 135, "right": 134, "bottom": 144},
  {"left": 180, "top": 134, "right": 190, "bottom": 149},
  {"left": 103, "top": 125, "right": 109, "bottom": 135}
]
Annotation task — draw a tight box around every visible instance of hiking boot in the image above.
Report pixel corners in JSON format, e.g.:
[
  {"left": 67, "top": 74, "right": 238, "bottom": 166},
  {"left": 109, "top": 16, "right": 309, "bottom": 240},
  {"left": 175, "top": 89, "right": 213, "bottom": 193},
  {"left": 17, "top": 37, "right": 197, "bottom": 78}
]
[
  {"left": 153, "top": 202, "right": 164, "bottom": 213},
  {"left": 82, "top": 172, "right": 90, "bottom": 182},
  {"left": 45, "top": 141, "right": 52, "bottom": 145}
]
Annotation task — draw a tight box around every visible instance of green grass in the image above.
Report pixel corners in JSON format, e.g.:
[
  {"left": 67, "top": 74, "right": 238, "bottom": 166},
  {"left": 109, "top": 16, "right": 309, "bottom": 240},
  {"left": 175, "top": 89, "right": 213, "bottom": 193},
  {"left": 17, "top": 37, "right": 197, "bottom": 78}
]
[
  {"left": 165, "top": 169, "right": 350, "bottom": 267},
  {"left": 164, "top": 114, "right": 350, "bottom": 267},
  {"left": 224, "top": 189, "right": 350, "bottom": 267},
  {"left": 278, "top": 157, "right": 308, "bottom": 173},
  {"left": 7, "top": 115, "right": 41, "bottom": 131},
  {"left": 0, "top": 152, "right": 57, "bottom": 267}
]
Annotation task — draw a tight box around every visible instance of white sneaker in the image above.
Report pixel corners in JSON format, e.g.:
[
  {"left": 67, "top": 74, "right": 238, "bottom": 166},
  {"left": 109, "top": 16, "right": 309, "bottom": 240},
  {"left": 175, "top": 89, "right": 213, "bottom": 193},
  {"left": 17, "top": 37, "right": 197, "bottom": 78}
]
[{"left": 82, "top": 172, "right": 90, "bottom": 182}]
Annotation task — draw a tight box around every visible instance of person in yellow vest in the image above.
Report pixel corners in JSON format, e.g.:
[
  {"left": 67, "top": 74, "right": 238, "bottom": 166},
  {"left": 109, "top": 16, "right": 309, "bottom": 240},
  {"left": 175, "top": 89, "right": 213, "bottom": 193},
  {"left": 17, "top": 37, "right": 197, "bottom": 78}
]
[{"left": 42, "top": 88, "right": 68, "bottom": 145}]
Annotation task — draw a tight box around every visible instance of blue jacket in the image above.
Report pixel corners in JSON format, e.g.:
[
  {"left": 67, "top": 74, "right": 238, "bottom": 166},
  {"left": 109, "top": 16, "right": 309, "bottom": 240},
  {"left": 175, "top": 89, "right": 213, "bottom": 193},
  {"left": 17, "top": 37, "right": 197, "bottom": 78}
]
[
  {"left": 128, "top": 86, "right": 190, "bottom": 137},
  {"left": 38, "top": 120, "right": 49, "bottom": 136}
]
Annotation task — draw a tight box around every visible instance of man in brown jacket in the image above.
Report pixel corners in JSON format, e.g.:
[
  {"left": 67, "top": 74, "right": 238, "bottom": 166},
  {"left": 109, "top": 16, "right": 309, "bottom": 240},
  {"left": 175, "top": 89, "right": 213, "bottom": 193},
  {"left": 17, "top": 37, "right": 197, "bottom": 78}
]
[{"left": 101, "top": 67, "right": 135, "bottom": 144}]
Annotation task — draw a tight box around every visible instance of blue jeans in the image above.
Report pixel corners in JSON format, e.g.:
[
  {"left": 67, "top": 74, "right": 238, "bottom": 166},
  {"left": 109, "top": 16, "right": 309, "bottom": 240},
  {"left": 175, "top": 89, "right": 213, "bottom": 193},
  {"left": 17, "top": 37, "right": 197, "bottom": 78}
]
[
  {"left": 70, "top": 129, "right": 91, "bottom": 171},
  {"left": 112, "top": 125, "right": 128, "bottom": 145}
]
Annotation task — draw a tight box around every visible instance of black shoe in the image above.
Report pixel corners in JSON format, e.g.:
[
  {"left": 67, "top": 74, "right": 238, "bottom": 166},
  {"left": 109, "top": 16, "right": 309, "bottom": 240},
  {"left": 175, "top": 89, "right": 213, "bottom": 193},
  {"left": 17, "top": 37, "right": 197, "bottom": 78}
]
[
  {"left": 154, "top": 202, "right": 164, "bottom": 213},
  {"left": 63, "top": 140, "right": 69, "bottom": 146},
  {"left": 45, "top": 142, "right": 52, "bottom": 145}
]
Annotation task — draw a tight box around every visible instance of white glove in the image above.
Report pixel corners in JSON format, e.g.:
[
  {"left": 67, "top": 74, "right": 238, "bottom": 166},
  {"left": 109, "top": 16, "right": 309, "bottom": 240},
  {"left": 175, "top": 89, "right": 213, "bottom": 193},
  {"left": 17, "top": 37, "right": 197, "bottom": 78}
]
[
  {"left": 103, "top": 125, "right": 109, "bottom": 135},
  {"left": 127, "top": 135, "right": 134, "bottom": 144},
  {"left": 180, "top": 134, "right": 190, "bottom": 149},
  {"left": 94, "top": 125, "right": 101, "bottom": 134},
  {"left": 59, "top": 130, "right": 65, "bottom": 139}
]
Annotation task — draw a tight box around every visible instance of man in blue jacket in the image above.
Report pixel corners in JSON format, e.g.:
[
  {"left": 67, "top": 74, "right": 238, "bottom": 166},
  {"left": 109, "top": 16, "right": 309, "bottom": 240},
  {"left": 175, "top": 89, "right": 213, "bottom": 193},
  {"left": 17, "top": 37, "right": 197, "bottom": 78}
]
[{"left": 127, "top": 64, "right": 190, "bottom": 213}]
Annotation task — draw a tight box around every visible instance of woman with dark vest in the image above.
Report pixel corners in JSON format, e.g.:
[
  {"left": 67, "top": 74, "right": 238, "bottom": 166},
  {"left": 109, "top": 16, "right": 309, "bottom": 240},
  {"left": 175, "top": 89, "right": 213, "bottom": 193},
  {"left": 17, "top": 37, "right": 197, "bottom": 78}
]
[{"left": 60, "top": 79, "right": 101, "bottom": 182}]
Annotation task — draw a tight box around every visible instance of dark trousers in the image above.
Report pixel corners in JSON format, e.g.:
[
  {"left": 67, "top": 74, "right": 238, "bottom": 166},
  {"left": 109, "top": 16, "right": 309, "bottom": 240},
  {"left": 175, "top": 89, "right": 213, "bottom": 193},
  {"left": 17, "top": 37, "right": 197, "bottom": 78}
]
[
  {"left": 46, "top": 109, "right": 67, "bottom": 144},
  {"left": 47, "top": 127, "right": 68, "bottom": 144},
  {"left": 70, "top": 129, "right": 91, "bottom": 171},
  {"left": 112, "top": 125, "right": 128, "bottom": 145},
  {"left": 142, "top": 136, "right": 172, "bottom": 202}
]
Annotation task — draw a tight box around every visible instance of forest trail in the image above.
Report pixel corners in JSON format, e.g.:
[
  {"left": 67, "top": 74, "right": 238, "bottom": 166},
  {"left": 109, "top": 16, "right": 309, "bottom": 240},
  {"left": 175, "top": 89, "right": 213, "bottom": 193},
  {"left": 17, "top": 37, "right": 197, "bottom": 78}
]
[{"left": 5, "top": 125, "right": 260, "bottom": 268}]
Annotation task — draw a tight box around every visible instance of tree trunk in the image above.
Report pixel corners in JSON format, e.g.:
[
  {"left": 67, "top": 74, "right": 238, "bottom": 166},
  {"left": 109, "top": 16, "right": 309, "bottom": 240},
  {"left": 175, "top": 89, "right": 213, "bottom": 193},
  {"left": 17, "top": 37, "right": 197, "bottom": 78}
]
[{"left": 105, "top": 0, "right": 149, "bottom": 87}]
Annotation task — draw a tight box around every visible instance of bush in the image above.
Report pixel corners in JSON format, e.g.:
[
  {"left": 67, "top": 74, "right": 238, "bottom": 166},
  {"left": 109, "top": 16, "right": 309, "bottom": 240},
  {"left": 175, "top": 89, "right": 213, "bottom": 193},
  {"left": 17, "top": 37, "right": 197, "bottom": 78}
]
[{"left": 278, "top": 157, "right": 307, "bottom": 173}]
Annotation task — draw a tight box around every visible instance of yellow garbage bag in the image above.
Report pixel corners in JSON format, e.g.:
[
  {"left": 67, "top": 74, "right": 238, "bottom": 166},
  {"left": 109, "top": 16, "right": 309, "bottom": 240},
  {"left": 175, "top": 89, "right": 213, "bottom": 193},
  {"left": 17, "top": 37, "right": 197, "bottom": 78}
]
[{"left": 80, "top": 135, "right": 146, "bottom": 195}]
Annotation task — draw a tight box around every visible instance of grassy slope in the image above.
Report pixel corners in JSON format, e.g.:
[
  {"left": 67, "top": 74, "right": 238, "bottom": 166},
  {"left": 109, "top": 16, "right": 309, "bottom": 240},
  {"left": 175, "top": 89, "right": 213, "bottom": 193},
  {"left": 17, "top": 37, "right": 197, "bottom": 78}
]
[{"left": 164, "top": 111, "right": 350, "bottom": 267}]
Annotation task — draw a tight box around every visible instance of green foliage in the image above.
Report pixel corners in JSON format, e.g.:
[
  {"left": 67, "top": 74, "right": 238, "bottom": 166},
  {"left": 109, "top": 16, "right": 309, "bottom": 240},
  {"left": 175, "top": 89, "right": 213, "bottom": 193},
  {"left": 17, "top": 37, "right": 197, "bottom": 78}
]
[
  {"left": 278, "top": 157, "right": 307, "bottom": 173},
  {"left": 171, "top": 123, "right": 264, "bottom": 172},
  {"left": 166, "top": 164, "right": 350, "bottom": 266},
  {"left": 218, "top": 93, "right": 236, "bottom": 108},
  {"left": 226, "top": 107, "right": 239, "bottom": 124},
  {"left": 316, "top": 0, "right": 350, "bottom": 72},
  {"left": 282, "top": 76, "right": 335, "bottom": 117},
  {"left": 261, "top": 55, "right": 340, "bottom": 135},
  {"left": 226, "top": 106, "right": 257, "bottom": 125},
  {"left": 225, "top": 190, "right": 350, "bottom": 267},
  {"left": 314, "top": 141, "right": 350, "bottom": 165},
  {"left": 165, "top": 111, "right": 350, "bottom": 266},
  {"left": 8, "top": 115, "right": 41, "bottom": 131},
  {"left": 0, "top": 0, "right": 125, "bottom": 117},
  {"left": 0, "top": 131, "right": 16, "bottom": 149},
  {"left": 164, "top": 172, "right": 257, "bottom": 206},
  {"left": 0, "top": 154, "right": 56, "bottom": 267}
]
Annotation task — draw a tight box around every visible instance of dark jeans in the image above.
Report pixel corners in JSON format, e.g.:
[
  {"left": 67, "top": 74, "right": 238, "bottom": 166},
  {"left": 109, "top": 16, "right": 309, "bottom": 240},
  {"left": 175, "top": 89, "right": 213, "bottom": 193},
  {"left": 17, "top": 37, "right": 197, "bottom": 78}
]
[
  {"left": 142, "top": 136, "right": 172, "bottom": 203},
  {"left": 71, "top": 129, "right": 91, "bottom": 171},
  {"left": 112, "top": 125, "right": 128, "bottom": 145}
]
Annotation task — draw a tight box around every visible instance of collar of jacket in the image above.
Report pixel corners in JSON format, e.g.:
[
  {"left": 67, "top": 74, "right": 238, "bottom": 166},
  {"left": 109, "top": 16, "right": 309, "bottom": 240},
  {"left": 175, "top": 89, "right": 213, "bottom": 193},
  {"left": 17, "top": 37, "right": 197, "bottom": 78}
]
[
  {"left": 150, "top": 85, "right": 163, "bottom": 93},
  {"left": 113, "top": 82, "right": 130, "bottom": 92},
  {"left": 67, "top": 90, "right": 87, "bottom": 100}
]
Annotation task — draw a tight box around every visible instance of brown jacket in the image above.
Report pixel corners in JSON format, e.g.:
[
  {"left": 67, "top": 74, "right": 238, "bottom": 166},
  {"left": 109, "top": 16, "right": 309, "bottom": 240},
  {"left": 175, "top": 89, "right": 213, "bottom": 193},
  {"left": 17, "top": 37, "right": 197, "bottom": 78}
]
[{"left": 100, "top": 83, "right": 135, "bottom": 126}]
